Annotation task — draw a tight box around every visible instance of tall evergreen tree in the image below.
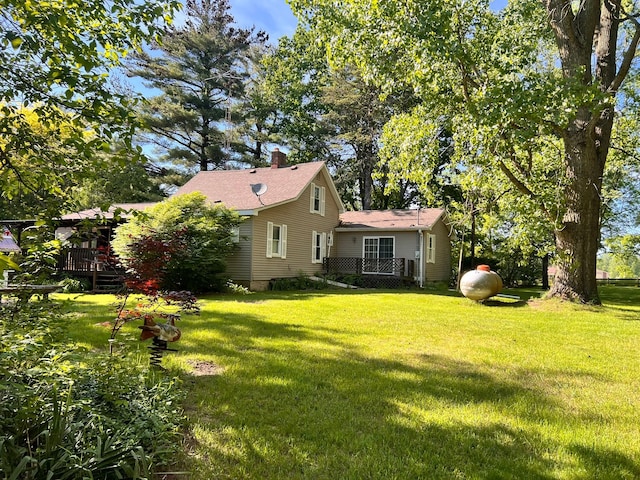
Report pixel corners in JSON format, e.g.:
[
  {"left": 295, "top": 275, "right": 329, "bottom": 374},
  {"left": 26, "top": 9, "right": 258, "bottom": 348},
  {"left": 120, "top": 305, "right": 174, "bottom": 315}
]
[{"left": 127, "top": 0, "right": 267, "bottom": 171}]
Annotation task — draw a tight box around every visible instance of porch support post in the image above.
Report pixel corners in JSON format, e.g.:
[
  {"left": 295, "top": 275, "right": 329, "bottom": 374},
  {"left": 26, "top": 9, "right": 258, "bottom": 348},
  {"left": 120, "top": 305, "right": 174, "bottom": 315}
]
[{"left": 418, "top": 230, "right": 425, "bottom": 288}]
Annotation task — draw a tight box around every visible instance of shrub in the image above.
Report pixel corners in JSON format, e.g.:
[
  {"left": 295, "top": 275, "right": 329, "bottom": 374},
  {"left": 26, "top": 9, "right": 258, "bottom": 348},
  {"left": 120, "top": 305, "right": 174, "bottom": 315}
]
[
  {"left": 270, "top": 275, "right": 329, "bottom": 291},
  {"left": 225, "top": 280, "right": 251, "bottom": 295},
  {"left": 0, "top": 302, "right": 185, "bottom": 479},
  {"left": 112, "top": 192, "right": 242, "bottom": 293},
  {"left": 57, "top": 276, "right": 91, "bottom": 293}
]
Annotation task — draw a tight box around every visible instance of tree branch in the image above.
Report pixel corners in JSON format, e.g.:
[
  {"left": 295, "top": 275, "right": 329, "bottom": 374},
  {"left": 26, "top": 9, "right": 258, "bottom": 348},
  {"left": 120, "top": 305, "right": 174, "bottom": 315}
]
[
  {"left": 491, "top": 137, "right": 552, "bottom": 219},
  {"left": 608, "top": 11, "right": 640, "bottom": 93}
]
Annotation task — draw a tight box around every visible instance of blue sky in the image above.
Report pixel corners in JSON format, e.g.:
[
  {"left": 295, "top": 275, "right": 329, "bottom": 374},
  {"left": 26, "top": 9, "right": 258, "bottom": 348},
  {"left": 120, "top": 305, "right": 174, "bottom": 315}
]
[
  {"left": 229, "top": 0, "right": 298, "bottom": 42},
  {"left": 229, "top": 0, "right": 509, "bottom": 44}
]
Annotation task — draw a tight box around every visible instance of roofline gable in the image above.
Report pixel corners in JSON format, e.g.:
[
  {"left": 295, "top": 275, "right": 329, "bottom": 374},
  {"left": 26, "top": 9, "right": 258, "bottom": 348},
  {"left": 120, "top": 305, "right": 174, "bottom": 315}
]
[{"left": 235, "top": 162, "right": 345, "bottom": 214}]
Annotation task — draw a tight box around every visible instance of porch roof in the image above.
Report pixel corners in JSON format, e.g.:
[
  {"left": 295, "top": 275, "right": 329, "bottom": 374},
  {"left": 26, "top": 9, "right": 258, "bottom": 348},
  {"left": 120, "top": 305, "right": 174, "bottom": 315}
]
[
  {"left": 59, "top": 203, "right": 157, "bottom": 221},
  {"left": 336, "top": 208, "right": 446, "bottom": 232}
]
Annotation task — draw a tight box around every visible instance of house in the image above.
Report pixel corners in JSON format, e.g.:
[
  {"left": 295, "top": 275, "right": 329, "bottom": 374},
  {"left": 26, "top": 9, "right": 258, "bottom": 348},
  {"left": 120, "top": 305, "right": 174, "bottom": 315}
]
[
  {"left": 174, "top": 149, "right": 344, "bottom": 290},
  {"left": 56, "top": 202, "right": 157, "bottom": 247},
  {"left": 45, "top": 149, "right": 453, "bottom": 291},
  {"left": 327, "top": 209, "right": 452, "bottom": 287}
]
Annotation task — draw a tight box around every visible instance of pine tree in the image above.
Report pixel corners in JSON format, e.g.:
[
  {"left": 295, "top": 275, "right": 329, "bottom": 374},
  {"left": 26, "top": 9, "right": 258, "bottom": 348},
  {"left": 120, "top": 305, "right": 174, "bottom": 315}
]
[{"left": 127, "top": 0, "right": 267, "bottom": 171}]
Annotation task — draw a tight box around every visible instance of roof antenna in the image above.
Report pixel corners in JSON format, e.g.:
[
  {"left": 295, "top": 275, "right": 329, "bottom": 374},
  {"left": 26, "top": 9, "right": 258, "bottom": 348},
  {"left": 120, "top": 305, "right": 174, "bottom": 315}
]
[{"left": 250, "top": 183, "right": 267, "bottom": 205}]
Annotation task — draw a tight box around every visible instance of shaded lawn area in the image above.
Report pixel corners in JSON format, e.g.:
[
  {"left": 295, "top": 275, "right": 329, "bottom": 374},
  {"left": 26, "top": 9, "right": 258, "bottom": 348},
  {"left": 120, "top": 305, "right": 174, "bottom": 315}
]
[{"left": 58, "top": 286, "right": 640, "bottom": 479}]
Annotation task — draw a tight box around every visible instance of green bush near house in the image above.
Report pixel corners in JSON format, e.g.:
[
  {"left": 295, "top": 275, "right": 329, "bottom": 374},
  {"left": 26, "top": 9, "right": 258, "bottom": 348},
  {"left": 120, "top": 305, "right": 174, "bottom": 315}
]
[
  {"left": 112, "top": 192, "right": 242, "bottom": 293},
  {"left": 57, "top": 275, "right": 91, "bottom": 292},
  {"left": 270, "top": 274, "right": 329, "bottom": 291}
]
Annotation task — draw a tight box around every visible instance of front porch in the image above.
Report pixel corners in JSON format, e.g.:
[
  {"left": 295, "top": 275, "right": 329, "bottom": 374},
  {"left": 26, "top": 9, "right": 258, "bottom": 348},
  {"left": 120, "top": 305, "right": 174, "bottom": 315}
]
[{"left": 323, "top": 257, "right": 416, "bottom": 288}]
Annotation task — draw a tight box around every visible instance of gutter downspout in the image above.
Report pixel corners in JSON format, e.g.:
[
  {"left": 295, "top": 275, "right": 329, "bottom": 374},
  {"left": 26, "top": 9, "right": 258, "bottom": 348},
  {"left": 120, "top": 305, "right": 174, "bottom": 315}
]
[{"left": 418, "top": 229, "right": 424, "bottom": 288}]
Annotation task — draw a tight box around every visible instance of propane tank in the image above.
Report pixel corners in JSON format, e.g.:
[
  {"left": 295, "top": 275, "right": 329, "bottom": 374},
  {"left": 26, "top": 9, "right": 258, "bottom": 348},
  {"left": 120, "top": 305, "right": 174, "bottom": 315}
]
[{"left": 460, "top": 265, "right": 503, "bottom": 301}]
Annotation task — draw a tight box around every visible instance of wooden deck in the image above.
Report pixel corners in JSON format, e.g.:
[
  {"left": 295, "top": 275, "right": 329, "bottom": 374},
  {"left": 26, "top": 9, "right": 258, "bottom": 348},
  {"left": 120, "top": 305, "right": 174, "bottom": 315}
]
[
  {"left": 323, "top": 257, "right": 414, "bottom": 277},
  {"left": 58, "top": 247, "right": 125, "bottom": 291}
]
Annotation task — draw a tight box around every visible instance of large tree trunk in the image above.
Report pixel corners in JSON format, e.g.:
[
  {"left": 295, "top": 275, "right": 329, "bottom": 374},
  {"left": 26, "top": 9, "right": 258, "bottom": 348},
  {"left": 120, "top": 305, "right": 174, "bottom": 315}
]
[
  {"left": 358, "top": 142, "right": 375, "bottom": 210},
  {"left": 544, "top": 0, "right": 626, "bottom": 303},
  {"left": 549, "top": 121, "right": 605, "bottom": 303}
]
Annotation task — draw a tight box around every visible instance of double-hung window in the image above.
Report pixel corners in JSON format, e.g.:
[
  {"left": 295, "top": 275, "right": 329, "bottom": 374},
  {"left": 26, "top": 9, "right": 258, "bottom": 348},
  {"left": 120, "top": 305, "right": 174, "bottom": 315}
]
[
  {"left": 426, "top": 234, "right": 436, "bottom": 264},
  {"left": 266, "top": 222, "right": 287, "bottom": 258},
  {"left": 312, "top": 231, "right": 327, "bottom": 264},
  {"left": 310, "top": 183, "right": 326, "bottom": 216}
]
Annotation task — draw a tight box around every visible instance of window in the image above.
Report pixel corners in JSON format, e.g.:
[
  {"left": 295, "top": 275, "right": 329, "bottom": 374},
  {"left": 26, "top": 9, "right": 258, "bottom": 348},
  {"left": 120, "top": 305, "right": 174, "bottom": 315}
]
[
  {"left": 363, "top": 236, "right": 395, "bottom": 274},
  {"left": 230, "top": 226, "right": 240, "bottom": 243},
  {"left": 266, "top": 222, "right": 287, "bottom": 258},
  {"left": 310, "top": 183, "right": 326, "bottom": 216},
  {"left": 312, "top": 231, "right": 327, "bottom": 264},
  {"left": 426, "top": 234, "right": 436, "bottom": 263}
]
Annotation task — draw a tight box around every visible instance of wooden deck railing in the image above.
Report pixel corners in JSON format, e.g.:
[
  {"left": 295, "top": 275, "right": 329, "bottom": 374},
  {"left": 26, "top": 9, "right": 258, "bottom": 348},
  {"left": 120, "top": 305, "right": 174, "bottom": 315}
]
[
  {"left": 58, "top": 248, "right": 100, "bottom": 272},
  {"left": 323, "top": 257, "right": 409, "bottom": 277},
  {"left": 58, "top": 248, "right": 122, "bottom": 273}
]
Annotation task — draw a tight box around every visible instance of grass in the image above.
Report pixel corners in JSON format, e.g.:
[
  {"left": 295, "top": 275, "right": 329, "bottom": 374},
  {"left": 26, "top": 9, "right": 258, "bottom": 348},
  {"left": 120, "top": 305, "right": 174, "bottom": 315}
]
[{"left": 56, "top": 285, "right": 640, "bottom": 479}]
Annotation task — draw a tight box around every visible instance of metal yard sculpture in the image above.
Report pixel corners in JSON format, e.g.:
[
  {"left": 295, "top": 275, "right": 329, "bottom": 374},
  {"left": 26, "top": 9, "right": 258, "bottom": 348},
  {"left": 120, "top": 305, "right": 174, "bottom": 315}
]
[{"left": 139, "top": 315, "right": 181, "bottom": 368}]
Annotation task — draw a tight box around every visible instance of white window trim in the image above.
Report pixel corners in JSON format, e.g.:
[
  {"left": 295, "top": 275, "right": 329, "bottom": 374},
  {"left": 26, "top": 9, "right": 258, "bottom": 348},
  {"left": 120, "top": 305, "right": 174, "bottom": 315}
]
[
  {"left": 310, "top": 183, "right": 326, "bottom": 216},
  {"left": 426, "top": 233, "right": 436, "bottom": 264},
  {"left": 362, "top": 236, "right": 396, "bottom": 275},
  {"left": 231, "top": 226, "right": 240, "bottom": 243},
  {"left": 312, "top": 231, "right": 327, "bottom": 264},
  {"left": 267, "top": 222, "right": 287, "bottom": 259},
  {"left": 281, "top": 225, "right": 287, "bottom": 259}
]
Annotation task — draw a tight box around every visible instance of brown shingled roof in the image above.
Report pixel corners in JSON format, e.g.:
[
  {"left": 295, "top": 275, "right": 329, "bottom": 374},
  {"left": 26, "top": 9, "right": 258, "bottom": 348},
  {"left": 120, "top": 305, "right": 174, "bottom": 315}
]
[
  {"left": 174, "top": 162, "right": 328, "bottom": 211},
  {"left": 338, "top": 208, "right": 446, "bottom": 230},
  {"left": 60, "top": 203, "right": 156, "bottom": 221}
]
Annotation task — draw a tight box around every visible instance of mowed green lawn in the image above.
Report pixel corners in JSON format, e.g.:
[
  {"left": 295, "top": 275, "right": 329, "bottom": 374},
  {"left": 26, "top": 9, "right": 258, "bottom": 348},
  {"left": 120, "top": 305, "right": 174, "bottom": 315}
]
[{"left": 59, "top": 286, "right": 640, "bottom": 479}]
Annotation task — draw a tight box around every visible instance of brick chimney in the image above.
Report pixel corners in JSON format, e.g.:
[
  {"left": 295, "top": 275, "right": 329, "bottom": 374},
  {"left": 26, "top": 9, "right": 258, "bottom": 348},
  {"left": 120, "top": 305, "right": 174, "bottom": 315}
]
[{"left": 271, "top": 148, "right": 287, "bottom": 169}]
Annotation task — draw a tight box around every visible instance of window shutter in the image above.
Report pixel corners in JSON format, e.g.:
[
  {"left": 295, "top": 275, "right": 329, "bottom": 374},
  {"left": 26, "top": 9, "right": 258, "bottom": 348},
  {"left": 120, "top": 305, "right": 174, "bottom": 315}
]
[
  {"left": 312, "top": 230, "right": 318, "bottom": 263},
  {"left": 266, "top": 222, "right": 273, "bottom": 258},
  {"left": 321, "top": 232, "right": 327, "bottom": 260},
  {"left": 310, "top": 183, "right": 316, "bottom": 213},
  {"left": 320, "top": 186, "right": 326, "bottom": 216},
  {"left": 281, "top": 224, "right": 287, "bottom": 259}
]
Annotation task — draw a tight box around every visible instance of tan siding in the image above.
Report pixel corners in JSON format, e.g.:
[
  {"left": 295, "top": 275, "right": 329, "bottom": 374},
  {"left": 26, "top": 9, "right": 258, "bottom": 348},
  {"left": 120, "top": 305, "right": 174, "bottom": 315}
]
[
  {"left": 334, "top": 219, "right": 452, "bottom": 284},
  {"left": 334, "top": 231, "right": 364, "bottom": 257},
  {"left": 335, "top": 232, "right": 417, "bottom": 258},
  {"left": 393, "top": 232, "right": 419, "bottom": 260},
  {"left": 250, "top": 171, "right": 341, "bottom": 282},
  {"left": 424, "top": 219, "right": 452, "bottom": 283},
  {"left": 226, "top": 220, "right": 253, "bottom": 282},
  {"left": 333, "top": 231, "right": 418, "bottom": 277}
]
